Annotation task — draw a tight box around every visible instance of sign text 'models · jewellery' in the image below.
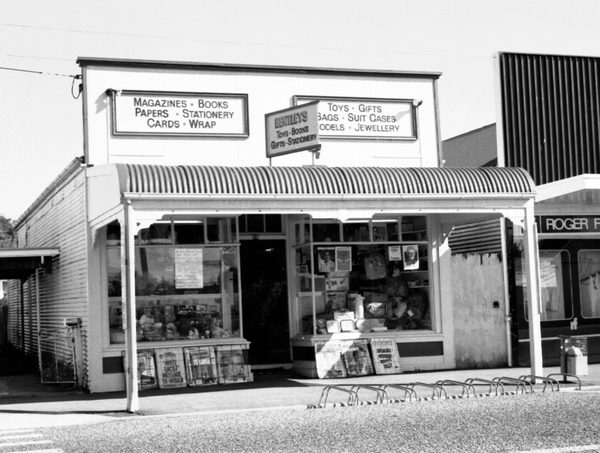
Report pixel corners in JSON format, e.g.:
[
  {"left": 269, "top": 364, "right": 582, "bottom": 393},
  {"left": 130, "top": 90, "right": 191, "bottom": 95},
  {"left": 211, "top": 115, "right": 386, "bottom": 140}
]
[{"left": 265, "top": 101, "right": 320, "bottom": 158}]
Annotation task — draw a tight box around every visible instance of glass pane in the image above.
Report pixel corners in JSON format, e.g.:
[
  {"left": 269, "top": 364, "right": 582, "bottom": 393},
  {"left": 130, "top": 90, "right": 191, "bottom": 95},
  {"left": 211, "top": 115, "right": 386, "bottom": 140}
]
[
  {"left": 107, "top": 222, "right": 121, "bottom": 246},
  {"left": 517, "top": 249, "right": 572, "bottom": 322},
  {"left": 246, "top": 214, "right": 264, "bottom": 233},
  {"left": 343, "top": 223, "right": 369, "bottom": 242},
  {"left": 313, "top": 222, "right": 340, "bottom": 242},
  {"left": 293, "top": 240, "right": 431, "bottom": 335},
  {"left": 265, "top": 214, "right": 282, "bottom": 233},
  {"left": 108, "top": 245, "right": 241, "bottom": 344},
  {"left": 139, "top": 223, "right": 173, "bottom": 245},
  {"left": 578, "top": 250, "right": 600, "bottom": 318},
  {"left": 174, "top": 223, "right": 204, "bottom": 244},
  {"left": 539, "top": 251, "right": 570, "bottom": 321}
]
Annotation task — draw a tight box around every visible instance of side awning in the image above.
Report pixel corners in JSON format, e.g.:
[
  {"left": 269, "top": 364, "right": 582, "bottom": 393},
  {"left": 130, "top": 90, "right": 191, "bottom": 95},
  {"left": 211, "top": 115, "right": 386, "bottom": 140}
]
[{"left": 0, "top": 248, "right": 60, "bottom": 280}]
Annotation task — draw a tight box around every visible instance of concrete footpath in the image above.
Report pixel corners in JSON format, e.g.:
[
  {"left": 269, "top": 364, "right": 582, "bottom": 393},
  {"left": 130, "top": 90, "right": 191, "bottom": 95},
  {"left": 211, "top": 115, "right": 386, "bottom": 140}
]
[{"left": 1, "top": 364, "right": 599, "bottom": 430}]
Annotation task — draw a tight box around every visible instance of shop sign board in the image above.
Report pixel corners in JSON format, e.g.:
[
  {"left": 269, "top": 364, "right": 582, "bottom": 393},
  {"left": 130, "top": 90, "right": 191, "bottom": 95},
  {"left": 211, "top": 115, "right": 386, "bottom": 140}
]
[
  {"left": 537, "top": 215, "right": 600, "bottom": 234},
  {"left": 109, "top": 89, "right": 249, "bottom": 137},
  {"left": 265, "top": 101, "right": 320, "bottom": 158},
  {"left": 295, "top": 96, "right": 416, "bottom": 140}
]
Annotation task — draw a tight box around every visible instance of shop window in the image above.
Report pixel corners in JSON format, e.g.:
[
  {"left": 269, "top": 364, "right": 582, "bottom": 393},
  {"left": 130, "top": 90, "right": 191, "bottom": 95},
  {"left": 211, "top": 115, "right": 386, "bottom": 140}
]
[
  {"left": 313, "top": 222, "right": 341, "bottom": 242},
  {"left": 578, "top": 250, "right": 600, "bottom": 318},
  {"left": 292, "top": 216, "right": 431, "bottom": 336},
  {"left": 106, "top": 219, "right": 240, "bottom": 345},
  {"left": 516, "top": 249, "right": 573, "bottom": 322},
  {"left": 239, "top": 214, "right": 283, "bottom": 233},
  {"left": 140, "top": 223, "right": 173, "bottom": 245},
  {"left": 174, "top": 223, "right": 204, "bottom": 244},
  {"left": 107, "top": 221, "right": 121, "bottom": 246}
]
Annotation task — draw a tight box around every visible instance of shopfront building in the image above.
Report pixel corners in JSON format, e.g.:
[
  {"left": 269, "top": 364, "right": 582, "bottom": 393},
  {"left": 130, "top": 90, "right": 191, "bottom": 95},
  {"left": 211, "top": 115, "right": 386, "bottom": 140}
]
[
  {"left": 6, "top": 58, "right": 541, "bottom": 400},
  {"left": 495, "top": 51, "right": 600, "bottom": 366}
]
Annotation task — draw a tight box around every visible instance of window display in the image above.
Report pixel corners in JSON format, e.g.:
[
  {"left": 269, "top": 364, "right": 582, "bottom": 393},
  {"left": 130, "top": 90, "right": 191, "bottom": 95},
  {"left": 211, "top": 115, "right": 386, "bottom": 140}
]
[
  {"left": 107, "top": 220, "right": 241, "bottom": 344},
  {"left": 293, "top": 217, "right": 431, "bottom": 336}
]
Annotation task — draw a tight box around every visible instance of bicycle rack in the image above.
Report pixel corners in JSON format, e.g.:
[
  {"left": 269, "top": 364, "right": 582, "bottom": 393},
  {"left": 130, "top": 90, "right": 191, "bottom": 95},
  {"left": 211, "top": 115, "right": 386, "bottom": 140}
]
[
  {"left": 518, "top": 375, "right": 560, "bottom": 392},
  {"left": 317, "top": 385, "right": 359, "bottom": 408},
  {"left": 405, "top": 382, "right": 447, "bottom": 399},
  {"left": 376, "top": 384, "right": 419, "bottom": 402},
  {"left": 464, "top": 377, "right": 505, "bottom": 396},
  {"left": 349, "top": 384, "right": 389, "bottom": 404},
  {"left": 492, "top": 376, "right": 534, "bottom": 394},
  {"left": 547, "top": 373, "right": 582, "bottom": 391},
  {"left": 435, "top": 379, "right": 477, "bottom": 398}
]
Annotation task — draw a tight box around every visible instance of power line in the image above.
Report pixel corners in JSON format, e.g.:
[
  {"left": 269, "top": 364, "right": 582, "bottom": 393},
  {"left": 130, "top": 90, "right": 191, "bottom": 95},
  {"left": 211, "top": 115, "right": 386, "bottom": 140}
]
[
  {"left": 1, "top": 23, "right": 492, "bottom": 60},
  {"left": 0, "top": 65, "right": 77, "bottom": 78}
]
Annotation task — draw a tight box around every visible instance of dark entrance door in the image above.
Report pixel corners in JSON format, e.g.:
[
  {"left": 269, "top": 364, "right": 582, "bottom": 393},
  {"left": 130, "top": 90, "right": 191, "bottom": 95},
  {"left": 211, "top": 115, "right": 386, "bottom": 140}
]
[{"left": 240, "top": 239, "right": 290, "bottom": 366}]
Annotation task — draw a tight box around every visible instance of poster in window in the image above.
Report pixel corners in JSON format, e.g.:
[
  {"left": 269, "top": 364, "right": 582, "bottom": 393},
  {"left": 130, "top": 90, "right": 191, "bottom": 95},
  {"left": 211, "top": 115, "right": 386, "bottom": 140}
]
[
  {"left": 402, "top": 245, "right": 419, "bottom": 270},
  {"left": 184, "top": 346, "right": 218, "bottom": 386},
  {"left": 370, "top": 338, "right": 402, "bottom": 375},
  {"left": 388, "top": 246, "right": 402, "bottom": 262},
  {"left": 372, "top": 223, "right": 388, "bottom": 241},
  {"left": 155, "top": 348, "right": 187, "bottom": 389},
  {"left": 317, "top": 247, "right": 336, "bottom": 273},
  {"left": 175, "top": 248, "right": 203, "bottom": 288},
  {"left": 335, "top": 246, "right": 352, "bottom": 272},
  {"left": 364, "top": 252, "right": 387, "bottom": 280}
]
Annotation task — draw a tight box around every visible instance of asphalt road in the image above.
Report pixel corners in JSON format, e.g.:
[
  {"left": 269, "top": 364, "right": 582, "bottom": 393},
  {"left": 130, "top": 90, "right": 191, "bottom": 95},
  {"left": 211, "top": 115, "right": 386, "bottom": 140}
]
[{"left": 5, "top": 389, "right": 599, "bottom": 453}]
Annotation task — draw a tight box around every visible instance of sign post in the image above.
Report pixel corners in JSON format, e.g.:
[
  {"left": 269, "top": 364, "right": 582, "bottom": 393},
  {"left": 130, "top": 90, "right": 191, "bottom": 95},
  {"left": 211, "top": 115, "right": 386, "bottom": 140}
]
[{"left": 265, "top": 101, "right": 320, "bottom": 161}]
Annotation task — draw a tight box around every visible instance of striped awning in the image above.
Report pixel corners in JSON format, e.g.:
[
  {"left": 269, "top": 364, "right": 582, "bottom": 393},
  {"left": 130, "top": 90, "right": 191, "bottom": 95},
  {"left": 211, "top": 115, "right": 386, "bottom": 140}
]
[{"left": 115, "top": 164, "right": 535, "bottom": 197}]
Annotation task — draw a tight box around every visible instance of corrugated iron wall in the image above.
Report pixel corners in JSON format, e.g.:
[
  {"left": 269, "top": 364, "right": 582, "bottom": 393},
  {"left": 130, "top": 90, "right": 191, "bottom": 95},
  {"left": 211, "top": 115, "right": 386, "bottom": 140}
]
[
  {"left": 499, "top": 52, "right": 600, "bottom": 185},
  {"left": 8, "top": 170, "right": 88, "bottom": 384},
  {"left": 448, "top": 219, "right": 503, "bottom": 255},
  {"left": 121, "top": 164, "right": 535, "bottom": 196}
]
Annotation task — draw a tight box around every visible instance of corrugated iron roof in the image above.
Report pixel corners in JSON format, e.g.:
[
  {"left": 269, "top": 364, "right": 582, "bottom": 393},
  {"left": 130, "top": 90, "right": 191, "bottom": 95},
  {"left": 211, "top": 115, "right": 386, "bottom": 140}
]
[{"left": 116, "top": 164, "right": 535, "bottom": 196}]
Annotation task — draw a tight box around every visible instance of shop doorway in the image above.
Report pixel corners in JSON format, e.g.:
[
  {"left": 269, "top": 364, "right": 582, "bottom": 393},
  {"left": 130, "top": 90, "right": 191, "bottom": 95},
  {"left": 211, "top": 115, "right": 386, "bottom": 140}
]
[{"left": 240, "top": 239, "right": 290, "bottom": 367}]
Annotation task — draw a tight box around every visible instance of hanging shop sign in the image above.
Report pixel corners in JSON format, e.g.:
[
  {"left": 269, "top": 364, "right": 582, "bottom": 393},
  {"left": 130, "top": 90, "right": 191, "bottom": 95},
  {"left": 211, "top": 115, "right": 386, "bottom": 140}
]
[
  {"left": 537, "top": 215, "right": 600, "bottom": 234},
  {"left": 108, "top": 89, "right": 249, "bottom": 137},
  {"left": 265, "top": 101, "right": 320, "bottom": 158},
  {"left": 294, "top": 95, "right": 416, "bottom": 140}
]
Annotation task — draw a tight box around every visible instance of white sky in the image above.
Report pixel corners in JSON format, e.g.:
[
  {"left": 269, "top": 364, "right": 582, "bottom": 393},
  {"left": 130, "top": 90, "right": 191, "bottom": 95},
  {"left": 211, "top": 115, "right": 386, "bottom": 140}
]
[{"left": 1, "top": 0, "right": 599, "bottom": 220}]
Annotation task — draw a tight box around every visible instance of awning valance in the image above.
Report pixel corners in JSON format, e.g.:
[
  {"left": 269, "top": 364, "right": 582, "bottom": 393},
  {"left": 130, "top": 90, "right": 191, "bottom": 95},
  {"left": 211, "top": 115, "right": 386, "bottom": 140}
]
[{"left": 114, "top": 164, "right": 535, "bottom": 197}]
